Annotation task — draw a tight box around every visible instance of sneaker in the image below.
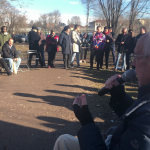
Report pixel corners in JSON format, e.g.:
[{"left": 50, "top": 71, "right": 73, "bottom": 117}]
[
  {"left": 80, "top": 60, "right": 82, "bottom": 63},
  {"left": 84, "top": 60, "right": 86, "bottom": 63},
  {"left": 77, "top": 64, "right": 80, "bottom": 68},
  {"left": 51, "top": 65, "right": 55, "bottom": 68},
  {"left": 48, "top": 66, "right": 51, "bottom": 68},
  {"left": 114, "top": 68, "right": 117, "bottom": 72},
  {"left": 7, "top": 71, "right": 12, "bottom": 76}
]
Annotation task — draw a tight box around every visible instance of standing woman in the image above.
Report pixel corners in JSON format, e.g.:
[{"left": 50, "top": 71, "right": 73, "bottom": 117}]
[
  {"left": 80, "top": 33, "right": 89, "bottom": 63},
  {"left": 46, "top": 30, "right": 59, "bottom": 68},
  {"left": 38, "top": 31, "right": 46, "bottom": 66}
]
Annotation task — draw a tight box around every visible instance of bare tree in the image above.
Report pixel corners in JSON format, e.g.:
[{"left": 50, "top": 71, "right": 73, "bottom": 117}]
[
  {"left": 70, "top": 16, "right": 82, "bottom": 25},
  {"left": 81, "top": 0, "right": 95, "bottom": 31},
  {"left": 39, "top": 14, "right": 48, "bottom": 31},
  {"left": 129, "top": 0, "right": 150, "bottom": 29}
]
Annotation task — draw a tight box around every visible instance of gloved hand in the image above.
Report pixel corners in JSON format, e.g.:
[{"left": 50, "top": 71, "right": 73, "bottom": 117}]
[{"left": 73, "top": 94, "right": 94, "bottom": 126}]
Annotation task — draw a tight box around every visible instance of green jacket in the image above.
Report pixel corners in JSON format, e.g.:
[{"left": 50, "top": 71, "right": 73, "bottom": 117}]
[{"left": 0, "top": 32, "right": 11, "bottom": 49}]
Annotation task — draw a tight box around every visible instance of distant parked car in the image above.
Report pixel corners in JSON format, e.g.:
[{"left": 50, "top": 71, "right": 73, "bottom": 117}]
[
  {"left": 14, "top": 35, "right": 27, "bottom": 43},
  {"left": 25, "top": 35, "right": 28, "bottom": 43}
]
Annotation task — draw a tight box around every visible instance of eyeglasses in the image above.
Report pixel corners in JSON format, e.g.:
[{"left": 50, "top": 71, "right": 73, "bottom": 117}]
[{"left": 130, "top": 54, "right": 150, "bottom": 60}]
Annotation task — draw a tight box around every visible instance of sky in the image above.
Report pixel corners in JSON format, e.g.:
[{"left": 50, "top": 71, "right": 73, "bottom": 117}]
[{"left": 13, "top": 0, "right": 92, "bottom": 25}]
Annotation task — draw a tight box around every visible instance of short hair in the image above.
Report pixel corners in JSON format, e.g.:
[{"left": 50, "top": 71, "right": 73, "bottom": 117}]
[
  {"left": 74, "top": 24, "right": 79, "bottom": 30},
  {"left": 140, "top": 26, "right": 147, "bottom": 32},
  {"left": 122, "top": 28, "right": 127, "bottom": 32},
  {"left": 51, "top": 29, "right": 55, "bottom": 33},
  {"left": 1, "top": 26, "right": 7, "bottom": 32},
  {"left": 8, "top": 38, "right": 14, "bottom": 42},
  {"left": 97, "top": 26, "right": 101, "bottom": 30},
  {"left": 109, "top": 27, "right": 112, "bottom": 30},
  {"left": 64, "top": 25, "right": 70, "bottom": 31},
  {"left": 104, "top": 26, "right": 109, "bottom": 30}
]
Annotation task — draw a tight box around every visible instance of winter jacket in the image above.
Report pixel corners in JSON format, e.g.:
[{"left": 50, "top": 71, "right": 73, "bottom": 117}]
[
  {"left": 2, "top": 42, "right": 18, "bottom": 58},
  {"left": 135, "top": 33, "right": 145, "bottom": 45},
  {"left": 59, "top": 31, "right": 72, "bottom": 54},
  {"left": 81, "top": 36, "right": 89, "bottom": 48},
  {"left": 72, "top": 30, "right": 81, "bottom": 53},
  {"left": 46, "top": 35, "right": 59, "bottom": 52},
  {"left": 77, "top": 83, "right": 150, "bottom": 150},
  {"left": 28, "top": 30, "right": 40, "bottom": 50},
  {"left": 116, "top": 34, "right": 128, "bottom": 53},
  {"left": 93, "top": 32, "right": 106, "bottom": 50},
  {"left": 103, "top": 31, "right": 113, "bottom": 48},
  {"left": 0, "top": 32, "right": 11, "bottom": 49},
  {"left": 110, "top": 32, "right": 116, "bottom": 46},
  {"left": 125, "top": 36, "right": 136, "bottom": 54},
  {"left": 38, "top": 32, "right": 46, "bottom": 51}
]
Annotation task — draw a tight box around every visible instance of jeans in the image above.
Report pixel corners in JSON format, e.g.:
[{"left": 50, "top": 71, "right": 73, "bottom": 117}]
[
  {"left": 80, "top": 47, "right": 88, "bottom": 60},
  {"left": 110, "top": 44, "right": 116, "bottom": 65},
  {"left": 115, "top": 52, "right": 126, "bottom": 69},
  {"left": 71, "top": 52, "right": 79, "bottom": 65},
  {"left": 4, "top": 58, "right": 21, "bottom": 72},
  {"left": 39, "top": 50, "right": 45, "bottom": 66}
]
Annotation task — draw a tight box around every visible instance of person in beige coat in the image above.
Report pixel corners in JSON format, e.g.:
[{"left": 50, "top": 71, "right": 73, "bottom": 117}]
[{"left": 71, "top": 24, "right": 81, "bottom": 67}]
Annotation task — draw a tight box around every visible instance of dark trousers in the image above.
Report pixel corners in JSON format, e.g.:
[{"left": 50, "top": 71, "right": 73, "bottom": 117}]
[
  {"left": 0, "top": 58, "right": 10, "bottom": 72},
  {"left": 48, "top": 49, "right": 57, "bottom": 67},
  {"left": 63, "top": 54, "right": 71, "bottom": 68},
  {"left": 105, "top": 48, "right": 110, "bottom": 68},
  {"left": 96, "top": 50, "right": 104, "bottom": 70},
  {"left": 126, "top": 52, "right": 133, "bottom": 70},
  {"left": 110, "top": 44, "right": 116, "bottom": 65},
  {"left": 90, "top": 50, "right": 97, "bottom": 68},
  {"left": 80, "top": 47, "right": 88, "bottom": 60},
  {"left": 29, "top": 50, "right": 43, "bottom": 67},
  {"left": 39, "top": 50, "right": 45, "bottom": 66}
]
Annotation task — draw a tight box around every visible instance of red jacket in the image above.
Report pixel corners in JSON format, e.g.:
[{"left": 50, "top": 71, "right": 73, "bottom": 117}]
[{"left": 46, "top": 35, "right": 59, "bottom": 51}]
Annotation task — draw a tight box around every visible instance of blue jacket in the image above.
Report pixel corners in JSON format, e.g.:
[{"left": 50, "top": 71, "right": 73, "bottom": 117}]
[{"left": 77, "top": 83, "right": 150, "bottom": 150}]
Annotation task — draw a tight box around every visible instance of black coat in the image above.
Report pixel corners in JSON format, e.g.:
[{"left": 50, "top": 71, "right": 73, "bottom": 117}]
[
  {"left": 135, "top": 33, "right": 145, "bottom": 45},
  {"left": 125, "top": 36, "right": 136, "bottom": 54},
  {"left": 77, "top": 83, "right": 150, "bottom": 150},
  {"left": 116, "top": 34, "right": 128, "bottom": 53},
  {"left": 110, "top": 32, "right": 116, "bottom": 46},
  {"left": 28, "top": 30, "right": 40, "bottom": 50},
  {"left": 59, "top": 31, "right": 72, "bottom": 54},
  {"left": 2, "top": 42, "right": 18, "bottom": 58}
]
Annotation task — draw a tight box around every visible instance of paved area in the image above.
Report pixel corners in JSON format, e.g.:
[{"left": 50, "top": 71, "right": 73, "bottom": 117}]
[{"left": 0, "top": 51, "right": 123, "bottom": 150}]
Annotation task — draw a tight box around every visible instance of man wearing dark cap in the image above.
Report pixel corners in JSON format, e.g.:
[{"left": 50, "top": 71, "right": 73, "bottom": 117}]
[
  {"left": 125, "top": 29, "right": 136, "bottom": 70},
  {"left": 28, "top": 26, "right": 43, "bottom": 68},
  {"left": 59, "top": 26, "right": 72, "bottom": 69}
]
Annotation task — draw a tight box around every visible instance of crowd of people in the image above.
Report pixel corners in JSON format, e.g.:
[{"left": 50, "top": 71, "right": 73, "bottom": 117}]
[
  {"left": 0, "top": 24, "right": 146, "bottom": 75},
  {"left": 28, "top": 24, "right": 146, "bottom": 71}
]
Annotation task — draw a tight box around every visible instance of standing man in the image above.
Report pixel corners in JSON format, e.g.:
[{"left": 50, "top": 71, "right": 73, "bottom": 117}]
[
  {"left": 125, "top": 29, "right": 136, "bottom": 70},
  {"left": 109, "top": 27, "right": 116, "bottom": 65},
  {"left": 28, "top": 26, "right": 43, "bottom": 68},
  {"left": 103, "top": 26, "right": 113, "bottom": 69},
  {"left": 135, "top": 26, "right": 146, "bottom": 44},
  {"left": 115, "top": 28, "right": 128, "bottom": 71},
  {"left": 71, "top": 24, "right": 81, "bottom": 68},
  {"left": 59, "top": 26, "right": 72, "bottom": 69},
  {"left": 93, "top": 26, "right": 106, "bottom": 71},
  {"left": 0, "top": 26, "right": 11, "bottom": 49}
]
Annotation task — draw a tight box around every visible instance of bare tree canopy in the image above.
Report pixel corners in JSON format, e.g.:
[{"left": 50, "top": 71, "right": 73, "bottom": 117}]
[
  {"left": 70, "top": 16, "right": 82, "bottom": 25},
  {"left": 81, "top": 0, "right": 96, "bottom": 31}
]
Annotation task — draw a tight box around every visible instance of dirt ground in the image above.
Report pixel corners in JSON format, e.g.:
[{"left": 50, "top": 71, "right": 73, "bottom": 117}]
[{"left": 0, "top": 43, "right": 138, "bottom": 150}]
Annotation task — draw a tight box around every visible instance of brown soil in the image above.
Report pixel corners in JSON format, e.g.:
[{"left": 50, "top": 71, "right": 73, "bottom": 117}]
[{"left": 0, "top": 43, "right": 138, "bottom": 150}]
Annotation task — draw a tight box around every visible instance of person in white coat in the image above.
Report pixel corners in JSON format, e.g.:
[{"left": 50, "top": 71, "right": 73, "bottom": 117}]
[{"left": 71, "top": 24, "right": 81, "bottom": 67}]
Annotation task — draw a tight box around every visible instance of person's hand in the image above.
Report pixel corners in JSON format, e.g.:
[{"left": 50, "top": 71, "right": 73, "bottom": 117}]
[
  {"left": 13, "top": 58, "right": 18, "bottom": 61},
  {"left": 73, "top": 94, "right": 94, "bottom": 126},
  {"left": 105, "top": 74, "right": 121, "bottom": 90},
  {"left": 107, "top": 40, "right": 109, "bottom": 43},
  {"left": 113, "top": 39, "right": 115, "bottom": 42},
  {"left": 121, "top": 42, "right": 124, "bottom": 45}
]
